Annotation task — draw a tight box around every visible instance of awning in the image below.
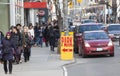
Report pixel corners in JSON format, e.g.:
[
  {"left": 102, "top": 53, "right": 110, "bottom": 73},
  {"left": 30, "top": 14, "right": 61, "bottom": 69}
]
[{"left": 24, "top": 2, "right": 47, "bottom": 8}]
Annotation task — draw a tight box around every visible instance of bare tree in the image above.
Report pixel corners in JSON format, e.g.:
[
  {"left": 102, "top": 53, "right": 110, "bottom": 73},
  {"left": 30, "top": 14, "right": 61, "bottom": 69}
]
[{"left": 53, "top": 0, "right": 63, "bottom": 32}]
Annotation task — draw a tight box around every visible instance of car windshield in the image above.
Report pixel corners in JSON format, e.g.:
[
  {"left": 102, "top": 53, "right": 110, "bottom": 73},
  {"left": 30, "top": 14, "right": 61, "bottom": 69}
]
[
  {"left": 79, "top": 25, "right": 101, "bottom": 33},
  {"left": 84, "top": 32, "right": 109, "bottom": 40},
  {"left": 82, "top": 20, "right": 95, "bottom": 23},
  {"left": 108, "top": 25, "right": 120, "bottom": 31}
]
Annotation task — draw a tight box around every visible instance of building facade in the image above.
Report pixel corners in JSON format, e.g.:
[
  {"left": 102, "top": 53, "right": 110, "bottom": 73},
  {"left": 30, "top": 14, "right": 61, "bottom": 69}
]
[
  {"left": 0, "top": 0, "right": 24, "bottom": 34},
  {"left": 0, "top": 0, "right": 9, "bottom": 33},
  {"left": 10, "top": 0, "right": 24, "bottom": 26}
]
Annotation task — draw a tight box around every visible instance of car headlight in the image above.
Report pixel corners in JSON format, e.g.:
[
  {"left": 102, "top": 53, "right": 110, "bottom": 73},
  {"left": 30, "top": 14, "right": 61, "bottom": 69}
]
[
  {"left": 85, "top": 42, "right": 90, "bottom": 47},
  {"left": 108, "top": 40, "right": 113, "bottom": 46}
]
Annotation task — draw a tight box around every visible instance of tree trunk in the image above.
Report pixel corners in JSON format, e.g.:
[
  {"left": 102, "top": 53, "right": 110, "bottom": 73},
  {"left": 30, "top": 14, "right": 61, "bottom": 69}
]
[
  {"left": 112, "top": 0, "right": 117, "bottom": 23},
  {"left": 54, "top": 0, "right": 63, "bottom": 32}
]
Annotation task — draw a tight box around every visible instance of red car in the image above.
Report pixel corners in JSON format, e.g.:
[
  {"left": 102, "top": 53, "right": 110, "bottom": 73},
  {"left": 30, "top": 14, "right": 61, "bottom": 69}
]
[
  {"left": 74, "top": 23, "right": 103, "bottom": 54},
  {"left": 79, "top": 30, "right": 114, "bottom": 58}
]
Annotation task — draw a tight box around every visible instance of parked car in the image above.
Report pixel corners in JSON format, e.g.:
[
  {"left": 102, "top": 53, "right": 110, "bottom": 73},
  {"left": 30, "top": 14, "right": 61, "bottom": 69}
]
[
  {"left": 107, "top": 24, "right": 120, "bottom": 41},
  {"left": 79, "top": 30, "right": 114, "bottom": 58},
  {"left": 74, "top": 23, "right": 103, "bottom": 53},
  {"left": 81, "top": 19, "right": 96, "bottom": 24}
]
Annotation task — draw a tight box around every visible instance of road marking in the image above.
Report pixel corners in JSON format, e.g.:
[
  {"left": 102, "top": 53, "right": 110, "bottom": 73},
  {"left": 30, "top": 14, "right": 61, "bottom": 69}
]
[
  {"left": 62, "top": 59, "right": 76, "bottom": 76},
  {"left": 63, "top": 66, "right": 68, "bottom": 76}
]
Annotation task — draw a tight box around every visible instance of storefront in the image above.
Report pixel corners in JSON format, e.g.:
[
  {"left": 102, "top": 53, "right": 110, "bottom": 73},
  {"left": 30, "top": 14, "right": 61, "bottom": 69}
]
[
  {"left": 0, "top": 0, "right": 24, "bottom": 34},
  {"left": 24, "top": 2, "right": 48, "bottom": 26},
  {"left": 0, "top": 0, "right": 10, "bottom": 33},
  {"left": 10, "top": 0, "right": 24, "bottom": 26}
]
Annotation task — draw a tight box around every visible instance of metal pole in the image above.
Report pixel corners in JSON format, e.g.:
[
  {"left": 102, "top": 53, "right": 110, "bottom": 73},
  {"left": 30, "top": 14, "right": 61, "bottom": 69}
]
[{"left": 63, "top": 0, "right": 69, "bottom": 35}]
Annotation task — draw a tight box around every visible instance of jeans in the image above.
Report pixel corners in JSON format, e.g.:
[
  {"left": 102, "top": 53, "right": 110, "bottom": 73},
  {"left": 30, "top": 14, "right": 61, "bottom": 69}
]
[
  {"left": 3, "top": 60, "right": 12, "bottom": 74},
  {"left": 36, "top": 37, "right": 43, "bottom": 47},
  {"left": 23, "top": 47, "right": 30, "bottom": 62}
]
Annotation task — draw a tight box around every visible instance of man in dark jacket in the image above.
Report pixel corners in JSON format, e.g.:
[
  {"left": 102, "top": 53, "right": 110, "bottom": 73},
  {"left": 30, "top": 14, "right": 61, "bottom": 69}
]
[
  {"left": 43, "top": 26, "right": 49, "bottom": 47},
  {"left": 48, "top": 26, "right": 56, "bottom": 51},
  {"left": 11, "top": 27, "right": 22, "bottom": 64}
]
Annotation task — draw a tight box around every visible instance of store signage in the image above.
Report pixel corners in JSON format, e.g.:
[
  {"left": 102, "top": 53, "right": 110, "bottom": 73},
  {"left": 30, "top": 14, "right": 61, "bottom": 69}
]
[
  {"left": 24, "top": 2, "right": 47, "bottom": 8},
  {"left": 60, "top": 32, "right": 74, "bottom": 60},
  {"left": 38, "top": 10, "right": 45, "bottom": 16}
]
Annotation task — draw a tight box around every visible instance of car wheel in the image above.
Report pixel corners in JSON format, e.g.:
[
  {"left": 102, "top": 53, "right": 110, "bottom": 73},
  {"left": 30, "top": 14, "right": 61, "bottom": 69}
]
[{"left": 110, "top": 53, "right": 114, "bottom": 57}]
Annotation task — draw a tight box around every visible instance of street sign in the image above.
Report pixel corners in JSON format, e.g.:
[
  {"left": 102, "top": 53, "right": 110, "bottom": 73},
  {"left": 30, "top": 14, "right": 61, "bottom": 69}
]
[{"left": 60, "top": 32, "right": 74, "bottom": 60}]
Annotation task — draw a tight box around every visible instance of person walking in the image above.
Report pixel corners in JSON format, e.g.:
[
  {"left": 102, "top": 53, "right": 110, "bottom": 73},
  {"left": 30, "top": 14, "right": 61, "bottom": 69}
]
[
  {"left": 22, "top": 26, "right": 31, "bottom": 62},
  {"left": 2, "top": 32, "right": 16, "bottom": 74},
  {"left": 34, "top": 23, "right": 40, "bottom": 46},
  {"left": 16, "top": 24, "right": 23, "bottom": 63},
  {"left": 48, "top": 26, "right": 56, "bottom": 51},
  {"left": 28, "top": 23, "right": 35, "bottom": 40},
  {"left": 43, "top": 26, "right": 49, "bottom": 47},
  {"left": 11, "top": 27, "right": 22, "bottom": 64},
  {"left": 38, "top": 26, "right": 44, "bottom": 47},
  {"left": 0, "top": 30, "right": 4, "bottom": 63}
]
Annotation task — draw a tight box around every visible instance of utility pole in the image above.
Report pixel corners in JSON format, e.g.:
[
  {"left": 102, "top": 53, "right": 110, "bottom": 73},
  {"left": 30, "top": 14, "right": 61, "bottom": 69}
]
[{"left": 63, "top": 0, "right": 69, "bottom": 35}]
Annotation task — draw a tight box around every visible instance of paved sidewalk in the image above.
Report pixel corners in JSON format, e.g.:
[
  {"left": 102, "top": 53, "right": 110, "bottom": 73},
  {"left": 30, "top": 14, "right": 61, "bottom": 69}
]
[{"left": 0, "top": 47, "right": 74, "bottom": 76}]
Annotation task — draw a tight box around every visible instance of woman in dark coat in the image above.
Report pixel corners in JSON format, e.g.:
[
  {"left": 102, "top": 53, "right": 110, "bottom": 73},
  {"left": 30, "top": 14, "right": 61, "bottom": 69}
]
[
  {"left": 22, "top": 26, "right": 31, "bottom": 62},
  {"left": 2, "top": 32, "right": 16, "bottom": 74}
]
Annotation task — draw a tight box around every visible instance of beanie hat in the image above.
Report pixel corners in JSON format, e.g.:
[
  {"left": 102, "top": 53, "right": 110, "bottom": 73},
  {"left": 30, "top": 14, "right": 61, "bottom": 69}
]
[{"left": 6, "top": 32, "right": 11, "bottom": 36}]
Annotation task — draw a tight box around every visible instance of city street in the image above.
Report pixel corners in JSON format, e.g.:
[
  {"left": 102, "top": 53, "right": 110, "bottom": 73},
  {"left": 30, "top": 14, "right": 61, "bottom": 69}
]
[
  {"left": 66, "top": 41, "right": 120, "bottom": 76},
  {"left": 0, "top": 42, "right": 120, "bottom": 76},
  {"left": 0, "top": 46, "right": 74, "bottom": 76},
  {"left": 0, "top": 0, "right": 119, "bottom": 76}
]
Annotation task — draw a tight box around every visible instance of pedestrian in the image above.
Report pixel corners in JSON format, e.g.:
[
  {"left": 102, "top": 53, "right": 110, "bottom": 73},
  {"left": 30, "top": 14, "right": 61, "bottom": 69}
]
[
  {"left": 0, "top": 30, "right": 4, "bottom": 63},
  {"left": 11, "top": 27, "right": 22, "bottom": 64},
  {"left": 43, "top": 26, "right": 49, "bottom": 47},
  {"left": 34, "top": 23, "right": 40, "bottom": 46},
  {"left": 22, "top": 26, "right": 31, "bottom": 62},
  {"left": 48, "top": 26, "right": 56, "bottom": 51},
  {"left": 37, "top": 26, "right": 44, "bottom": 47},
  {"left": 2, "top": 32, "right": 16, "bottom": 74},
  {"left": 16, "top": 24, "right": 23, "bottom": 63},
  {"left": 28, "top": 23, "right": 35, "bottom": 39}
]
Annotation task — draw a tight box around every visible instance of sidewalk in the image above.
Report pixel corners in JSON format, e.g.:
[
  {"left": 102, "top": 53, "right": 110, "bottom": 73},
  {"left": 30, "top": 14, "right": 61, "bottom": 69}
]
[{"left": 0, "top": 47, "right": 74, "bottom": 76}]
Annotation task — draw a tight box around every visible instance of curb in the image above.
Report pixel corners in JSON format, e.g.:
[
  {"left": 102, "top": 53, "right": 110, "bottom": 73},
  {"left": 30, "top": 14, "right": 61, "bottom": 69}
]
[{"left": 62, "top": 58, "right": 77, "bottom": 76}]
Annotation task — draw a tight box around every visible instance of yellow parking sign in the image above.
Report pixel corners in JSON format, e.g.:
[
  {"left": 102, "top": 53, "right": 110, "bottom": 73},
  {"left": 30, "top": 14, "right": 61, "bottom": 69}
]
[{"left": 60, "top": 32, "right": 74, "bottom": 60}]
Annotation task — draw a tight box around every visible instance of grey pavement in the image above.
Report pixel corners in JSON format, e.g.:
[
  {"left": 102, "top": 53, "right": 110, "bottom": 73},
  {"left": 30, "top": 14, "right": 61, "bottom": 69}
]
[
  {"left": 0, "top": 46, "right": 74, "bottom": 76},
  {"left": 66, "top": 42, "right": 120, "bottom": 76}
]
